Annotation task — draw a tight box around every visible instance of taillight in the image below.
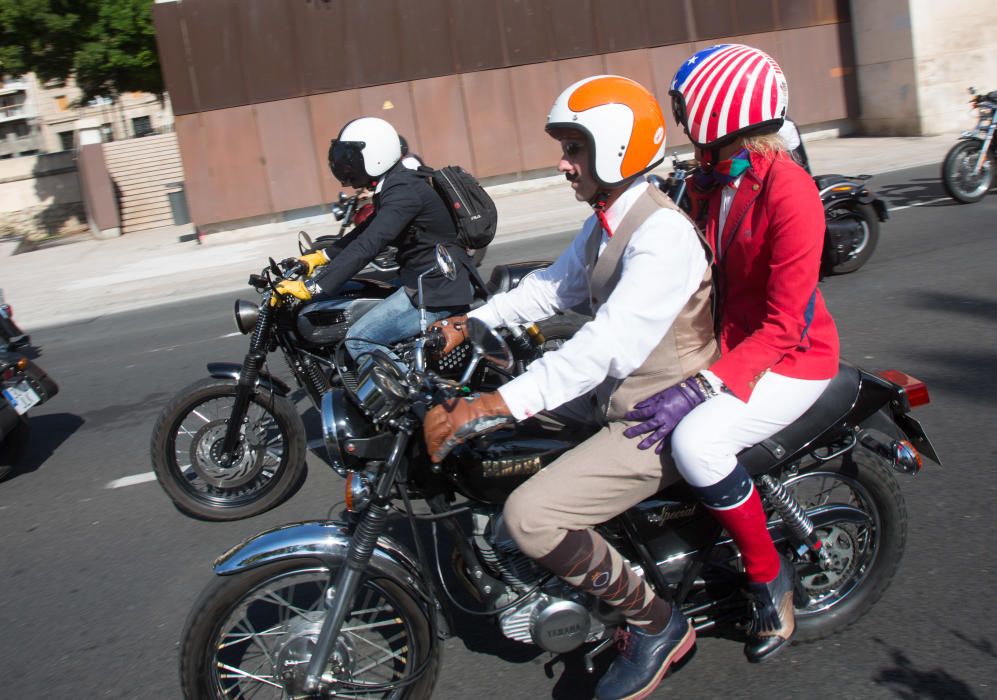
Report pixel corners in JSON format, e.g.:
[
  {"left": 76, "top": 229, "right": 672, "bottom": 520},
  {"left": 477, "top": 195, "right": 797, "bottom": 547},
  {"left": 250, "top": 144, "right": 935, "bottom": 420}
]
[{"left": 878, "top": 369, "right": 930, "bottom": 407}]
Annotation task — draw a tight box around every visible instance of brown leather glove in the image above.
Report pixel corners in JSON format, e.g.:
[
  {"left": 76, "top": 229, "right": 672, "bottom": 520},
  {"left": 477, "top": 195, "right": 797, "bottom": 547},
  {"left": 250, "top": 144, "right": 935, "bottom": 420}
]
[
  {"left": 423, "top": 392, "right": 514, "bottom": 462},
  {"left": 428, "top": 314, "right": 469, "bottom": 356}
]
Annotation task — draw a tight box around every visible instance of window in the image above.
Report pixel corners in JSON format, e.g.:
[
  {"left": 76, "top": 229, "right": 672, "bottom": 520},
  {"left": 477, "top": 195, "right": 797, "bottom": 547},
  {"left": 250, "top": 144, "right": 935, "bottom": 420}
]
[
  {"left": 132, "top": 115, "right": 153, "bottom": 137},
  {"left": 100, "top": 123, "right": 114, "bottom": 143},
  {"left": 58, "top": 130, "right": 75, "bottom": 151}
]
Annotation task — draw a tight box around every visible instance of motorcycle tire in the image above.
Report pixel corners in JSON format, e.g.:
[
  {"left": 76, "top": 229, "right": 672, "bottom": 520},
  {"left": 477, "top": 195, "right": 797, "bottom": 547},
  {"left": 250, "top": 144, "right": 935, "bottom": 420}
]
[
  {"left": 787, "top": 448, "right": 907, "bottom": 642},
  {"left": 942, "top": 139, "right": 994, "bottom": 204},
  {"left": 826, "top": 202, "right": 880, "bottom": 276},
  {"left": 180, "top": 561, "right": 439, "bottom": 699},
  {"left": 150, "top": 377, "right": 306, "bottom": 521},
  {"left": 0, "top": 416, "right": 30, "bottom": 482}
]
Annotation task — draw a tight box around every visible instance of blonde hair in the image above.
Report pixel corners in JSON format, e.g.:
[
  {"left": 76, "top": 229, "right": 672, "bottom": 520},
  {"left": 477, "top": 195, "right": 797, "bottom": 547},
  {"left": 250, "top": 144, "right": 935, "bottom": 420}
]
[{"left": 740, "top": 131, "right": 787, "bottom": 157}]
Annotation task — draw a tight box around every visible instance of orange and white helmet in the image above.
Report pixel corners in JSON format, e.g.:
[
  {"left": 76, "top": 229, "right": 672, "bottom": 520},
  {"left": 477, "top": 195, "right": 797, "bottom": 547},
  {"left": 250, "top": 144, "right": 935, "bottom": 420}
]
[{"left": 546, "top": 75, "right": 667, "bottom": 189}]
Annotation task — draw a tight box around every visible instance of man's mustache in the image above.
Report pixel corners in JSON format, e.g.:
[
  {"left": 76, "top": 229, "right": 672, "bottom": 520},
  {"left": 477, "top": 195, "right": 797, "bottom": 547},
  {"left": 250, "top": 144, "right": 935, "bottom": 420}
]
[{"left": 565, "top": 171, "right": 579, "bottom": 182}]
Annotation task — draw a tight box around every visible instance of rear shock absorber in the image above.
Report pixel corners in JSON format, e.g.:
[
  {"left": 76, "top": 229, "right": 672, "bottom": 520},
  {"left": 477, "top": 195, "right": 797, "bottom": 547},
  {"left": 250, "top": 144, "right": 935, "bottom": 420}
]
[{"left": 756, "top": 474, "right": 832, "bottom": 569}]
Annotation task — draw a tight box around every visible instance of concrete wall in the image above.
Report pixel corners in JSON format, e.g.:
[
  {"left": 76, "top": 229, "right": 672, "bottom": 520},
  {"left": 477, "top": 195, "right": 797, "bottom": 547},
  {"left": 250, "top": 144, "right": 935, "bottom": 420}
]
[
  {"left": 909, "top": 0, "right": 997, "bottom": 135},
  {"left": 0, "top": 151, "right": 86, "bottom": 240},
  {"left": 850, "top": 0, "right": 997, "bottom": 135}
]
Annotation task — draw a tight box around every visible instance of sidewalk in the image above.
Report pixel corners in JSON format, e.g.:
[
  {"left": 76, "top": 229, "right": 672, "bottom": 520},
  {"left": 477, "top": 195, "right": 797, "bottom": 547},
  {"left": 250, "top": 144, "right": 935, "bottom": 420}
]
[{"left": 0, "top": 131, "right": 959, "bottom": 331}]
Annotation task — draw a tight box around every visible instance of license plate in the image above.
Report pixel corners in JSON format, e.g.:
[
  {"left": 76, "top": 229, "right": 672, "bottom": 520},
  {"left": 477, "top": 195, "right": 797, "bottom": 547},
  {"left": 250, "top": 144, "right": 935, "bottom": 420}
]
[{"left": 3, "top": 381, "right": 40, "bottom": 415}]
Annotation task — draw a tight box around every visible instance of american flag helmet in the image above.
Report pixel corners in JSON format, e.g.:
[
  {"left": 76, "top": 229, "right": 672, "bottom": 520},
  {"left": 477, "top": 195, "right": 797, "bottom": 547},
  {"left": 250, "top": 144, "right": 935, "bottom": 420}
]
[
  {"left": 546, "top": 75, "right": 667, "bottom": 188},
  {"left": 669, "top": 44, "right": 788, "bottom": 149}
]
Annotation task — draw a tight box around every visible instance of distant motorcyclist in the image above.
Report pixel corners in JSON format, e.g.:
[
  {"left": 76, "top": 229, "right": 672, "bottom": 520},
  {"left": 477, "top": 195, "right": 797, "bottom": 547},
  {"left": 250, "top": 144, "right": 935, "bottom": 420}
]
[
  {"left": 275, "top": 117, "right": 475, "bottom": 364},
  {"left": 423, "top": 75, "right": 718, "bottom": 700}
]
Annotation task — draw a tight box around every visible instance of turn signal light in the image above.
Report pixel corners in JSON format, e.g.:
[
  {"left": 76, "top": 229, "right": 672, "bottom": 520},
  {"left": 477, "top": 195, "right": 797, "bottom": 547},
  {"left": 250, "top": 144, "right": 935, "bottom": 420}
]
[
  {"left": 16, "top": 357, "right": 27, "bottom": 370},
  {"left": 344, "top": 471, "right": 372, "bottom": 513},
  {"left": 878, "top": 369, "right": 930, "bottom": 407}
]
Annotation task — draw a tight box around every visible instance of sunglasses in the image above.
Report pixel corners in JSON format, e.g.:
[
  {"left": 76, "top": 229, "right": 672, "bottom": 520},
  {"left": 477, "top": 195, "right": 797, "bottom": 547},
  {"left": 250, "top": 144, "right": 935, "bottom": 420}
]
[{"left": 561, "top": 141, "right": 584, "bottom": 157}]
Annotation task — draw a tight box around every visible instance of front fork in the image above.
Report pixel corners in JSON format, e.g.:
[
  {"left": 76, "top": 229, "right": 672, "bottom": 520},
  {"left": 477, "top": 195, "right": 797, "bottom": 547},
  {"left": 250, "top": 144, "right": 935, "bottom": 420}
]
[
  {"left": 974, "top": 123, "right": 996, "bottom": 171},
  {"left": 303, "top": 424, "right": 413, "bottom": 693},
  {"left": 220, "top": 302, "right": 274, "bottom": 456}
]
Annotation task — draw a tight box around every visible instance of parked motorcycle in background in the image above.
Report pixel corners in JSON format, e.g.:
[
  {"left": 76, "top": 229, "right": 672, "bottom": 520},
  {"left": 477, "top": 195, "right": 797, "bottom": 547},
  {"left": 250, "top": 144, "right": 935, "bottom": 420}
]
[
  {"left": 659, "top": 121, "right": 890, "bottom": 276},
  {"left": 0, "top": 290, "right": 30, "bottom": 352},
  {"left": 942, "top": 87, "right": 996, "bottom": 204}
]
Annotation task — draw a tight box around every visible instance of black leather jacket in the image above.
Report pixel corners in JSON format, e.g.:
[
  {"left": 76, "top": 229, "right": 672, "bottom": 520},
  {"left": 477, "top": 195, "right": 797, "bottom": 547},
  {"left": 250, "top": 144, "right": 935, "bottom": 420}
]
[{"left": 312, "top": 161, "right": 475, "bottom": 308}]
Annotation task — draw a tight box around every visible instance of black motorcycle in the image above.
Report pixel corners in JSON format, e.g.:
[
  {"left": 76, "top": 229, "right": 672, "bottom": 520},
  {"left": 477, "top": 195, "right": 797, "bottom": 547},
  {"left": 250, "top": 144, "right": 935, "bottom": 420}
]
[
  {"left": 150, "top": 246, "right": 578, "bottom": 521},
  {"left": 0, "top": 290, "right": 30, "bottom": 352},
  {"left": 659, "top": 142, "right": 889, "bottom": 276},
  {"left": 0, "top": 351, "right": 58, "bottom": 481},
  {"left": 942, "top": 87, "right": 996, "bottom": 204},
  {"left": 178, "top": 247, "right": 938, "bottom": 698}
]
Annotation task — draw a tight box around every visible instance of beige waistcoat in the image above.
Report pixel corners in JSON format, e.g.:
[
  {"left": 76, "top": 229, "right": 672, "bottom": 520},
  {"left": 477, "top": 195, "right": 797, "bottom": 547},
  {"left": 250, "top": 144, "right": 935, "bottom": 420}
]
[{"left": 586, "top": 184, "right": 719, "bottom": 421}]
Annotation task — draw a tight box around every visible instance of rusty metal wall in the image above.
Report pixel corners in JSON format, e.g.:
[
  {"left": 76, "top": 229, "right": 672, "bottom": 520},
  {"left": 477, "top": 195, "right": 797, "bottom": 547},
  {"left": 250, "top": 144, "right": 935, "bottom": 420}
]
[{"left": 155, "top": 0, "right": 854, "bottom": 227}]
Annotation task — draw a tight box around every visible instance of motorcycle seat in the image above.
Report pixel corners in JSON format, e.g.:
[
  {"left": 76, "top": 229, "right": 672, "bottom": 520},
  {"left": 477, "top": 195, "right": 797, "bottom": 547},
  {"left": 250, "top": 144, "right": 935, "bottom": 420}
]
[
  {"left": 738, "top": 362, "right": 861, "bottom": 475},
  {"left": 813, "top": 174, "right": 853, "bottom": 190}
]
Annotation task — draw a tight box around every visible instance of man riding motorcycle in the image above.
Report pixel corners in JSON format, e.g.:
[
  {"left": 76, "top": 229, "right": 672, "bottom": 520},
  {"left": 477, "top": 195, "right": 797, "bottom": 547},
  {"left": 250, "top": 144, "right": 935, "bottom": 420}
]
[
  {"left": 423, "top": 75, "right": 718, "bottom": 700},
  {"left": 275, "top": 116, "right": 475, "bottom": 364}
]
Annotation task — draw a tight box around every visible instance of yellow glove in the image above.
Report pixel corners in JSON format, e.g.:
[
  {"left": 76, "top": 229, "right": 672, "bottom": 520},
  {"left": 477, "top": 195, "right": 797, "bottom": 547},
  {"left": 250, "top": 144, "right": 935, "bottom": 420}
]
[
  {"left": 274, "top": 280, "right": 312, "bottom": 303},
  {"left": 299, "top": 250, "right": 330, "bottom": 275}
]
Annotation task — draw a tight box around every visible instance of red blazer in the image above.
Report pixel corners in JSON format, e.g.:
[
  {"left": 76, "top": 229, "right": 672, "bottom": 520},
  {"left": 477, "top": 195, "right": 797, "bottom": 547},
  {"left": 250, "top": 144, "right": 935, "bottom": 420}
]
[{"left": 701, "top": 150, "right": 840, "bottom": 400}]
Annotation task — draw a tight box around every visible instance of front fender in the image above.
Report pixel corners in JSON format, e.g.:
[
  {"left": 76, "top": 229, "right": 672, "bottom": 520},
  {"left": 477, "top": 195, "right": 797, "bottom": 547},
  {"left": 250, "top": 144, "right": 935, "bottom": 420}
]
[
  {"left": 207, "top": 362, "right": 293, "bottom": 397},
  {"left": 213, "top": 520, "right": 433, "bottom": 605}
]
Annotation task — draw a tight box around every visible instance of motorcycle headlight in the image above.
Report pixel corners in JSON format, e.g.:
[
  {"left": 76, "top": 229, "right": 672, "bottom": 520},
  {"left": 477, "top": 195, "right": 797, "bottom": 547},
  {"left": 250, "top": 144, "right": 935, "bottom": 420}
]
[
  {"left": 233, "top": 299, "right": 260, "bottom": 335},
  {"left": 353, "top": 352, "right": 409, "bottom": 423},
  {"left": 321, "top": 389, "right": 374, "bottom": 477}
]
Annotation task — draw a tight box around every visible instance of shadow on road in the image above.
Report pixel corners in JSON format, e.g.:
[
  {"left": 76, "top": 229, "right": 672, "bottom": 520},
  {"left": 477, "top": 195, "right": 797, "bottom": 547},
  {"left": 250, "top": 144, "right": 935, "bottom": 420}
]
[
  {"left": 6, "top": 412, "right": 84, "bottom": 480},
  {"left": 872, "top": 635, "right": 986, "bottom": 700},
  {"left": 874, "top": 176, "right": 954, "bottom": 209}
]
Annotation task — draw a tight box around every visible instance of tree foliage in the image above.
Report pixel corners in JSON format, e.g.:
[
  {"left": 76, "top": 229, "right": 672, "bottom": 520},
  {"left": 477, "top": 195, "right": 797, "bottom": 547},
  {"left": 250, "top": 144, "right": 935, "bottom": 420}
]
[{"left": 0, "top": 0, "right": 162, "bottom": 101}]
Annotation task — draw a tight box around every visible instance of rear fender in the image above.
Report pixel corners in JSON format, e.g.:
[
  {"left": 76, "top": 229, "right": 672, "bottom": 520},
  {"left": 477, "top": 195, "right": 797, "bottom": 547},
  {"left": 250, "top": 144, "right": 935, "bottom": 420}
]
[
  {"left": 214, "top": 520, "right": 436, "bottom": 617},
  {"left": 207, "top": 362, "right": 292, "bottom": 397}
]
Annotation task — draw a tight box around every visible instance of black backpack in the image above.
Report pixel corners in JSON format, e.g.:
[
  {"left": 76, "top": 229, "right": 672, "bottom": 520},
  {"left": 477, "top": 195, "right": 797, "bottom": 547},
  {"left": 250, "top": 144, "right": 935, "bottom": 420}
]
[{"left": 421, "top": 165, "right": 498, "bottom": 250}]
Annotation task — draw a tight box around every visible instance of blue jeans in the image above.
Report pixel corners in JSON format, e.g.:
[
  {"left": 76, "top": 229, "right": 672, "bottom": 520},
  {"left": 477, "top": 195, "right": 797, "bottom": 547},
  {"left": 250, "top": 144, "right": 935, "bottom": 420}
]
[{"left": 344, "top": 287, "right": 455, "bottom": 365}]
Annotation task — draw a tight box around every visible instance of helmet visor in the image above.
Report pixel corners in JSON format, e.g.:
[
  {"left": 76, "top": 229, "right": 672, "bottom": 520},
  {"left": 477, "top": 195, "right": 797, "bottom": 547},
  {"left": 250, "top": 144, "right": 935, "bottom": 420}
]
[
  {"left": 328, "top": 139, "right": 367, "bottom": 187},
  {"left": 668, "top": 91, "right": 687, "bottom": 133}
]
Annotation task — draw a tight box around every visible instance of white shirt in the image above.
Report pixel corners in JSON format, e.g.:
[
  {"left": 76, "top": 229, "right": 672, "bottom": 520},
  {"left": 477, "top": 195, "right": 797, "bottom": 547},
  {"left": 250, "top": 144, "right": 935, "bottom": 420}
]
[{"left": 470, "top": 179, "right": 709, "bottom": 420}]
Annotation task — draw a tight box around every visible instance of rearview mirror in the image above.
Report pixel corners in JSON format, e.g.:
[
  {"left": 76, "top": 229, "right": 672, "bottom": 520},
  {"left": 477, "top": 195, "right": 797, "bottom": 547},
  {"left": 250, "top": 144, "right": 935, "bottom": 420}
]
[
  {"left": 435, "top": 244, "right": 457, "bottom": 281},
  {"left": 465, "top": 317, "right": 513, "bottom": 370},
  {"left": 298, "top": 230, "right": 314, "bottom": 255}
]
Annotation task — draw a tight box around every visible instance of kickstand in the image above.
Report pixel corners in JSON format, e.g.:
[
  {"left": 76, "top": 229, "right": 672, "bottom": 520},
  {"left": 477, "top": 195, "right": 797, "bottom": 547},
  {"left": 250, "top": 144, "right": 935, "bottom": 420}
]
[{"left": 584, "top": 636, "right": 617, "bottom": 674}]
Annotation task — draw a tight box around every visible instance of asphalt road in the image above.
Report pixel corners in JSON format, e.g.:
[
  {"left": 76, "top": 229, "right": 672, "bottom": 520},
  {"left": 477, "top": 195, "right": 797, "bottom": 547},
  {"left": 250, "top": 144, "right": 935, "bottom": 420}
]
[{"left": 1, "top": 164, "right": 995, "bottom": 699}]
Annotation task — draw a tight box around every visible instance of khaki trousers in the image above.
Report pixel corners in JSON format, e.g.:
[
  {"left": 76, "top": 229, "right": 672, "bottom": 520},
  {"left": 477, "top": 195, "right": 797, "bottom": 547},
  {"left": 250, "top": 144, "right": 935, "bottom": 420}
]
[{"left": 502, "top": 394, "right": 681, "bottom": 560}]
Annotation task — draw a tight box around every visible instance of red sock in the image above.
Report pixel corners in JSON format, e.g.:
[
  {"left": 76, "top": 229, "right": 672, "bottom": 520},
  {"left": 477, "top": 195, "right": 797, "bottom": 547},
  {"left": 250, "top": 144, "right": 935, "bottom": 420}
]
[{"left": 707, "top": 485, "right": 780, "bottom": 583}]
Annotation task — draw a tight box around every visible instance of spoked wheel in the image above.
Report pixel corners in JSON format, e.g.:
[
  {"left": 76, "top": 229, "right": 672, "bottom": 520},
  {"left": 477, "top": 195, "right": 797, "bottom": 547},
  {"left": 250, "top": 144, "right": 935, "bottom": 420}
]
[
  {"left": 151, "top": 377, "right": 306, "bottom": 520},
  {"left": 942, "top": 139, "right": 994, "bottom": 204},
  {"left": 780, "top": 451, "right": 907, "bottom": 641},
  {"left": 180, "top": 561, "right": 439, "bottom": 699},
  {"left": 824, "top": 202, "right": 880, "bottom": 275}
]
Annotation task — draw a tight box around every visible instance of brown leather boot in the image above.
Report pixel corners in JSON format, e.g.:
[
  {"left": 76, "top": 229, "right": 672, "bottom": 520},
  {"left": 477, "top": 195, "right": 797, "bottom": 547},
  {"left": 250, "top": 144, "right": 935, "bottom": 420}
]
[{"left": 744, "top": 554, "right": 798, "bottom": 663}]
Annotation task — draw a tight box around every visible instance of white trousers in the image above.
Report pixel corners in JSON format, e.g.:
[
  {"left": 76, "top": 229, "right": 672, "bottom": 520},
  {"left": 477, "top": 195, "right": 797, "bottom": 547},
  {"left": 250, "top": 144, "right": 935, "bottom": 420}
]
[{"left": 670, "top": 372, "right": 831, "bottom": 488}]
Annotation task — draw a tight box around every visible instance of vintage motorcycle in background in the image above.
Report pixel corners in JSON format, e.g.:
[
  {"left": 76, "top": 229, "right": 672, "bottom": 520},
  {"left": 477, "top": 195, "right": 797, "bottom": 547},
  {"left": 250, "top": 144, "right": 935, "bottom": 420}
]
[
  {"left": 177, "top": 247, "right": 939, "bottom": 699},
  {"left": 150, "top": 243, "right": 579, "bottom": 521},
  {"left": 659, "top": 124, "right": 890, "bottom": 276},
  {"left": 942, "top": 87, "right": 996, "bottom": 204}
]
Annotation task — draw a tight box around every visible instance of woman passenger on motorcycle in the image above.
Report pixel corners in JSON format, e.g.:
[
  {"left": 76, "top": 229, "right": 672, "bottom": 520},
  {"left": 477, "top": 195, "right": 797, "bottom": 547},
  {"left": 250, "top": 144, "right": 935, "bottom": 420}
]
[
  {"left": 623, "top": 44, "right": 841, "bottom": 662},
  {"left": 424, "top": 76, "right": 718, "bottom": 700},
  {"left": 274, "top": 117, "right": 475, "bottom": 365}
]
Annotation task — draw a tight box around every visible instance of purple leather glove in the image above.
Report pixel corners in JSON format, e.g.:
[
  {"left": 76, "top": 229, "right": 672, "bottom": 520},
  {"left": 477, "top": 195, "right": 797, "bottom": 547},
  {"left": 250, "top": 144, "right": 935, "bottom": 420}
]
[{"left": 623, "top": 376, "right": 710, "bottom": 453}]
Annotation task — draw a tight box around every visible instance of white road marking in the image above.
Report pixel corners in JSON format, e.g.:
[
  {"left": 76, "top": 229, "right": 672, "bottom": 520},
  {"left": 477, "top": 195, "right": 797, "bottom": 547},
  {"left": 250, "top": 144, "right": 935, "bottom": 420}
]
[
  {"left": 106, "top": 472, "right": 158, "bottom": 489},
  {"left": 887, "top": 196, "right": 952, "bottom": 212}
]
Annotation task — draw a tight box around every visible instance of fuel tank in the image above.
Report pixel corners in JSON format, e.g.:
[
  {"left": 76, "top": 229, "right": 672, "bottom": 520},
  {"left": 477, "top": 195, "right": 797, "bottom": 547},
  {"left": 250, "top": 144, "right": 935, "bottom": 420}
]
[
  {"left": 295, "top": 279, "right": 395, "bottom": 348},
  {"left": 447, "top": 424, "right": 580, "bottom": 505}
]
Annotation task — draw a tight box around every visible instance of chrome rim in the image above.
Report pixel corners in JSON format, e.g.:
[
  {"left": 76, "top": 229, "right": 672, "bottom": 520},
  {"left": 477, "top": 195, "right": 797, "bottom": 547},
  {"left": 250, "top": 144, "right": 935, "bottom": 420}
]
[
  {"left": 951, "top": 144, "right": 993, "bottom": 198},
  {"left": 781, "top": 471, "right": 880, "bottom": 617},
  {"left": 171, "top": 395, "right": 286, "bottom": 507},
  {"left": 210, "top": 567, "right": 417, "bottom": 699}
]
